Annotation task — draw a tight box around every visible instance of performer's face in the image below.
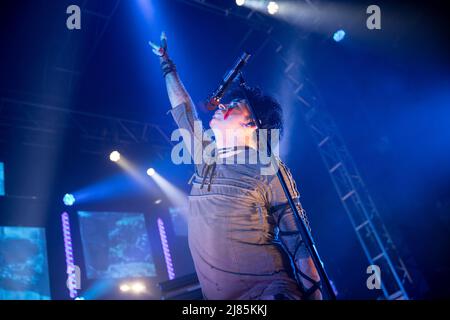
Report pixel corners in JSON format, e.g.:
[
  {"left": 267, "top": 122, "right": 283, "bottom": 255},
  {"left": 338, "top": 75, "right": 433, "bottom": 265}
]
[{"left": 209, "top": 99, "right": 255, "bottom": 132}]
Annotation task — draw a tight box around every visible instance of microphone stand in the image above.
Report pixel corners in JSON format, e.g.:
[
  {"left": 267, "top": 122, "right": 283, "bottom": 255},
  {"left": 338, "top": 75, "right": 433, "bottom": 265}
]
[{"left": 237, "top": 70, "right": 337, "bottom": 300}]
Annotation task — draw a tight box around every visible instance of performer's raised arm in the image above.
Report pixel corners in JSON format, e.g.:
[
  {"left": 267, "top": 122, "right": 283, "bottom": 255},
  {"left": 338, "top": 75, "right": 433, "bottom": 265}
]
[
  {"left": 149, "top": 32, "right": 206, "bottom": 166},
  {"left": 149, "top": 32, "right": 194, "bottom": 110}
]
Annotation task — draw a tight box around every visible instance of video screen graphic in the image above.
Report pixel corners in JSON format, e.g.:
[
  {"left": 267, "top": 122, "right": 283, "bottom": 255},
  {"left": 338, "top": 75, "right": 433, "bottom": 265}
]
[
  {"left": 77, "top": 211, "right": 156, "bottom": 279},
  {"left": 0, "top": 227, "right": 51, "bottom": 300},
  {"left": 169, "top": 207, "right": 188, "bottom": 237}
]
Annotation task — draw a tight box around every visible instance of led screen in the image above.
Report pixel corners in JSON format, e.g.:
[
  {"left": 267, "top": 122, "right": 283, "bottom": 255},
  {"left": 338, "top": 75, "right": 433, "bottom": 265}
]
[
  {"left": 0, "top": 227, "right": 51, "bottom": 300},
  {"left": 77, "top": 211, "right": 155, "bottom": 279},
  {"left": 169, "top": 207, "right": 188, "bottom": 237}
]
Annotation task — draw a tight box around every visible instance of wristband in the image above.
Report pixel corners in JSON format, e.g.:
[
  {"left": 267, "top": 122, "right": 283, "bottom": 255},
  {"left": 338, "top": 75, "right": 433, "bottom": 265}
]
[{"left": 161, "top": 58, "right": 176, "bottom": 77}]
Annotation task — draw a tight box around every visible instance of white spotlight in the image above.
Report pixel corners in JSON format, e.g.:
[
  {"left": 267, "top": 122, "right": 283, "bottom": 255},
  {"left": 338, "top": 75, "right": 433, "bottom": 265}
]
[
  {"left": 109, "top": 151, "right": 121, "bottom": 162},
  {"left": 146, "top": 168, "right": 156, "bottom": 177},
  {"left": 235, "top": 0, "right": 245, "bottom": 6},
  {"left": 131, "top": 282, "right": 146, "bottom": 294},
  {"left": 119, "top": 283, "right": 131, "bottom": 292},
  {"left": 267, "top": 1, "right": 279, "bottom": 15}
]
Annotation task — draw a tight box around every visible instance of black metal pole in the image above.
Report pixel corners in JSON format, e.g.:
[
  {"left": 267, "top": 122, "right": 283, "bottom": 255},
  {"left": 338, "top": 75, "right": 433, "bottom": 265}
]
[{"left": 237, "top": 66, "right": 336, "bottom": 300}]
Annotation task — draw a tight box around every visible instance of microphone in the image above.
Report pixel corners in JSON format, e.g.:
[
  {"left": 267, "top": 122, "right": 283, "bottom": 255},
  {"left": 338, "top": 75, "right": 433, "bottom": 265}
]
[{"left": 207, "top": 52, "right": 251, "bottom": 110}]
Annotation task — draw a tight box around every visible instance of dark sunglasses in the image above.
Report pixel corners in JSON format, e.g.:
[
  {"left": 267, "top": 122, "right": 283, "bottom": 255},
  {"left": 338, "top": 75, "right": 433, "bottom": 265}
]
[{"left": 218, "top": 99, "right": 247, "bottom": 111}]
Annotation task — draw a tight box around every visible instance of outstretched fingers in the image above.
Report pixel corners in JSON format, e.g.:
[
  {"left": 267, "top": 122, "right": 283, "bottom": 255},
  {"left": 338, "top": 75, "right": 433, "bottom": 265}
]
[
  {"left": 149, "top": 31, "right": 168, "bottom": 57},
  {"left": 149, "top": 41, "right": 163, "bottom": 56},
  {"left": 160, "top": 31, "right": 167, "bottom": 50}
]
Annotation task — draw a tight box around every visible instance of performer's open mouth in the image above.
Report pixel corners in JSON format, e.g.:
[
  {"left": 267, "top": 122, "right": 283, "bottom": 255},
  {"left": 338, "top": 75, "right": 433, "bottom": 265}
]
[{"left": 223, "top": 108, "right": 232, "bottom": 120}]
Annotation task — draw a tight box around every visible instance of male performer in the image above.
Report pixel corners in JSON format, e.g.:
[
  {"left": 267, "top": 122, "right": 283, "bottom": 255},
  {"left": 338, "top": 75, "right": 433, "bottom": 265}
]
[{"left": 150, "top": 33, "right": 322, "bottom": 300}]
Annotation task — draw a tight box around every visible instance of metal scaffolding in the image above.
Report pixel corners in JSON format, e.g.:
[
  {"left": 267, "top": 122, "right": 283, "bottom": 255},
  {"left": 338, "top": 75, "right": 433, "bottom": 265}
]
[
  {"left": 44, "top": 0, "right": 121, "bottom": 97},
  {"left": 283, "top": 77, "right": 412, "bottom": 299},
  {"left": 0, "top": 96, "right": 172, "bottom": 157},
  {"left": 1, "top": 0, "right": 172, "bottom": 157},
  {"left": 177, "top": 0, "right": 414, "bottom": 299}
]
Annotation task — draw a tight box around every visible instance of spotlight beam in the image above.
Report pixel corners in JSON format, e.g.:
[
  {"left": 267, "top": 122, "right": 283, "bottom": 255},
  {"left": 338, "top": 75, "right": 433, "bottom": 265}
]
[
  {"left": 115, "top": 157, "right": 155, "bottom": 192},
  {"left": 149, "top": 172, "right": 188, "bottom": 214}
]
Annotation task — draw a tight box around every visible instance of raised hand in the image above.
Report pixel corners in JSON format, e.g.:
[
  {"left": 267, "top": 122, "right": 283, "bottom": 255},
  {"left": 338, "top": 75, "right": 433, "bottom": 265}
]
[{"left": 149, "top": 31, "right": 168, "bottom": 58}]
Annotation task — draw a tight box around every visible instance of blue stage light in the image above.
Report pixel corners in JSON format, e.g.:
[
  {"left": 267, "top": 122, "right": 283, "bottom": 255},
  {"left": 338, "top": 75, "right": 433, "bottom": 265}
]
[
  {"left": 146, "top": 168, "right": 156, "bottom": 177},
  {"left": 267, "top": 1, "right": 279, "bottom": 15},
  {"left": 109, "top": 151, "right": 121, "bottom": 162},
  {"left": 119, "top": 283, "right": 131, "bottom": 292},
  {"left": 236, "top": 0, "right": 245, "bottom": 6},
  {"left": 63, "top": 193, "right": 76, "bottom": 206},
  {"left": 333, "top": 29, "right": 346, "bottom": 42},
  {"left": 119, "top": 282, "right": 146, "bottom": 294},
  {"left": 131, "top": 282, "right": 146, "bottom": 293}
]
